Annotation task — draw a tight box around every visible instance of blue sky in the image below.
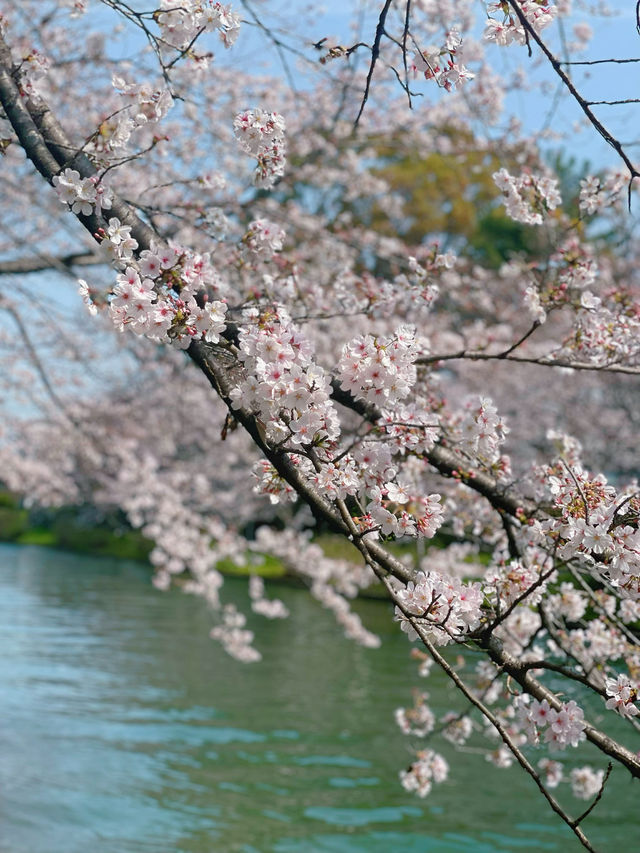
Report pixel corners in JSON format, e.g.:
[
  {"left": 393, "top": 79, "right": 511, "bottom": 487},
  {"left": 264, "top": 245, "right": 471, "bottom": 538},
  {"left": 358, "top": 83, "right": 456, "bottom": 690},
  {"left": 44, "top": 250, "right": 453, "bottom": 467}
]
[
  {"left": 3, "top": 0, "right": 639, "bottom": 368},
  {"left": 229, "top": 0, "right": 640, "bottom": 172},
  {"left": 56, "top": 0, "right": 640, "bottom": 177}
]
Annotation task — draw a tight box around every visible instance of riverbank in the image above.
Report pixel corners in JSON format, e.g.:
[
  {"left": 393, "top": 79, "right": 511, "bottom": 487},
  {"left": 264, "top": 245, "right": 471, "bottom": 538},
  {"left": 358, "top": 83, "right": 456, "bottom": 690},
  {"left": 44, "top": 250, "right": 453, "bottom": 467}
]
[
  {"left": 0, "top": 490, "right": 467, "bottom": 598},
  {"left": 0, "top": 490, "right": 379, "bottom": 589}
]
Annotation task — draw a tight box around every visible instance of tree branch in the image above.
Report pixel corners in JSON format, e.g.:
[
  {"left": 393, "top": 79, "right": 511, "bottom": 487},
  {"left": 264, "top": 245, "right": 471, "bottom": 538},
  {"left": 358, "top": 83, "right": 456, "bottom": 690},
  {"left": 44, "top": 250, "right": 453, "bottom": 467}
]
[
  {"left": 0, "top": 251, "right": 105, "bottom": 276},
  {"left": 506, "top": 0, "right": 639, "bottom": 188}
]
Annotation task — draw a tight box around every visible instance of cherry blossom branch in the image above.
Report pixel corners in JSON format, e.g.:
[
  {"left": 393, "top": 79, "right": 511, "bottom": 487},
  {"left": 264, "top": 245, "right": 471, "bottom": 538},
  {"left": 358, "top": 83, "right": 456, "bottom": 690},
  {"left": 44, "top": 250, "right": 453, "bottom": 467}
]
[
  {"left": 329, "top": 380, "right": 537, "bottom": 519},
  {"left": 0, "top": 44, "right": 156, "bottom": 258},
  {"left": 505, "top": 0, "right": 640, "bottom": 189},
  {"left": 561, "top": 459, "right": 590, "bottom": 525},
  {"left": 0, "top": 45, "right": 64, "bottom": 180},
  {"left": 562, "top": 58, "right": 640, "bottom": 66},
  {"left": 501, "top": 513, "right": 521, "bottom": 560},
  {"left": 476, "top": 564, "right": 556, "bottom": 637},
  {"left": 416, "top": 350, "right": 640, "bottom": 375},
  {"left": 215, "top": 366, "right": 640, "bottom": 790},
  {"left": 401, "top": 0, "right": 412, "bottom": 108},
  {"left": 188, "top": 340, "right": 417, "bottom": 585},
  {"left": 518, "top": 658, "right": 604, "bottom": 693},
  {"left": 586, "top": 99, "right": 640, "bottom": 107},
  {"left": 497, "top": 320, "right": 542, "bottom": 358},
  {"left": 386, "top": 579, "right": 602, "bottom": 853},
  {"left": 354, "top": 0, "right": 394, "bottom": 127},
  {"left": 573, "top": 763, "right": 612, "bottom": 827},
  {"left": 564, "top": 563, "right": 640, "bottom": 649},
  {"left": 96, "top": 0, "right": 171, "bottom": 84},
  {"left": 0, "top": 251, "right": 104, "bottom": 276},
  {"left": 537, "top": 601, "right": 600, "bottom": 679},
  {"left": 481, "top": 634, "right": 640, "bottom": 780}
]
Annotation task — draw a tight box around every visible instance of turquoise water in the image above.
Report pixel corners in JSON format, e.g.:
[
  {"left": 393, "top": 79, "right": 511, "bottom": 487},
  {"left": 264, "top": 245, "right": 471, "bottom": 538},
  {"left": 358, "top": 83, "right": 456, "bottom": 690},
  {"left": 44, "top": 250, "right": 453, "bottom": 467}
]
[{"left": 0, "top": 544, "right": 634, "bottom": 852}]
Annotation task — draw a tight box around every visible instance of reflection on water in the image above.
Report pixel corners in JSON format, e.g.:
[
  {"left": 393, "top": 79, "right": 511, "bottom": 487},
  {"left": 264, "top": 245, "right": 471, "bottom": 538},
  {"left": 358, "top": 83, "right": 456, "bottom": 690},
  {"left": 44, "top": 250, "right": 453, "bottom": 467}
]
[{"left": 0, "top": 544, "right": 634, "bottom": 852}]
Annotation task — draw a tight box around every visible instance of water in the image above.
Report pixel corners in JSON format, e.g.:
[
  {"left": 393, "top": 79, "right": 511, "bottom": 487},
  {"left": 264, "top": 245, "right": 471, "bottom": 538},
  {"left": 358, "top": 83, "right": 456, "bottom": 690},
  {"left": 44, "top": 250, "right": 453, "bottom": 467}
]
[{"left": 0, "top": 544, "right": 635, "bottom": 853}]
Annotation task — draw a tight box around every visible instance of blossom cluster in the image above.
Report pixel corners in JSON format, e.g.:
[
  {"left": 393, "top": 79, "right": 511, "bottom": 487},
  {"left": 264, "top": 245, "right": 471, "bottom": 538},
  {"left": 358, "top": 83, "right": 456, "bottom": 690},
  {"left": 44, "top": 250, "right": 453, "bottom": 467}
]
[
  {"left": 553, "top": 237, "right": 598, "bottom": 290},
  {"left": 547, "top": 581, "right": 587, "bottom": 622},
  {"left": 52, "top": 168, "right": 113, "bottom": 216},
  {"left": 252, "top": 459, "right": 297, "bottom": 504},
  {"left": 365, "top": 489, "right": 445, "bottom": 539},
  {"left": 394, "top": 570, "right": 484, "bottom": 645},
  {"left": 304, "top": 441, "right": 444, "bottom": 542},
  {"left": 441, "top": 713, "right": 474, "bottom": 746},
  {"left": 234, "top": 109, "right": 286, "bottom": 188},
  {"left": 524, "top": 237, "right": 598, "bottom": 324},
  {"left": 394, "top": 691, "right": 435, "bottom": 737},
  {"left": 311, "top": 580, "right": 381, "bottom": 648},
  {"left": 338, "top": 326, "right": 418, "bottom": 406},
  {"left": 493, "top": 168, "right": 561, "bottom": 225},
  {"left": 242, "top": 218, "right": 286, "bottom": 260},
  {"left": 399, "top": 749, "right": 449, "bottom": 798},
  {"left": 604, "top": 673, "right": 639, "bottom": 718},
  {"left": 12, "top": 44, "right": 50, "bottom": 98},
  {"left": 411, "top": 28, "right": 475, "bottom": 91},
  {"left": 210, "top": 603, "right": 261, "bottom": 663},
  {"left": 537, "top": 758, "right": 563, "bottom": 788},
  {"left": 248, "top": 575, "right": 289, "bottom": 619},
  {"left": 568, "top": 620, "right": 628, "bottom": 676},
  {"left": 376, "top": 403, "right": 440, "bottom": 458},
  {"left": 539, "top": 758, "right": 606, "bottom": 800},
  {"left": 112, "top": 76, "right": 174, "bottom": 126},
  {"left": 311, "top": 457, "right": 361, "bottom": 502},
  {"left": 495, "top": 606, "right": 542, "bottom": 658},
  {"left": 520, "top": 698, "right": 586, "bottom": 749},
  {"left": 450, "top": 396, "right": 510, "bottom": 471},
  {"left": 484, "top": 0, "right": 557, "bottom": 46},
  {"left": 155, "top": 0, "right": 241, "bottom": 50},
  {"left": 85, "top": 76, "right": 175, "bottom": 157},
  {"left": 485, "top": 559, "right": 548, "bottom": 608},
  {"left": 579, "top": 170, "right": 628, "bottom": 215},
  {"left": 533, "top": 461, "right": 640, "bottom": 600},
  {"left": 230, "top": 306, "right": 340, "bottom": 447},
  {"left": 570, "top": 766, "right": 605, "bottom": 800},
  {"left": 561, "top": 295, "right": 640, "bottom": 367},
  {"left": 385, "top": 253, "right": 443, "bottom": 318},
  {"left": 84, "top": 217, "right": 228, "bottom": 347},
  {"left": 250, "top": 526, "right": 380, "bottom": 648},
  {"left": 110, "top": 267, "right": 226, "bottom": 347}
]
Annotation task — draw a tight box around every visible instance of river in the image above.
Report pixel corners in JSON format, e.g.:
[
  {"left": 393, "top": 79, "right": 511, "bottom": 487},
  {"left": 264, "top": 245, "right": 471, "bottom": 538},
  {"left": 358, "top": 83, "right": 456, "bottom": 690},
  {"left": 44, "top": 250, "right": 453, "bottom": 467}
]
[{"left": 0, "top": 544, "right": 635, "bottom": 852}]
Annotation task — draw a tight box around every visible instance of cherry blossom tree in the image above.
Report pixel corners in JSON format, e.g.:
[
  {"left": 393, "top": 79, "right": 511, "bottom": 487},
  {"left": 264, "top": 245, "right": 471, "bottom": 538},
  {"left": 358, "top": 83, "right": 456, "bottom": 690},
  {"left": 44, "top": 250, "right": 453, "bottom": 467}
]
[{"left": 1, "top": 0, "right": 640, "bottom": 848}]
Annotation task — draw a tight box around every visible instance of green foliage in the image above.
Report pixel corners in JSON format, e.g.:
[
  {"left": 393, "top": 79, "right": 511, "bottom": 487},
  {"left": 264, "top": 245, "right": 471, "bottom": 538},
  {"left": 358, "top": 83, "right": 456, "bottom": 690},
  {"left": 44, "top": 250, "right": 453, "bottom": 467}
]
[
  {"left": 322, "top": 128, "right": 548, "bottom": 267},
  {"left": 0, "top": 489, "right": 20, "bottom": 509},
  {"left": 469, "top": 208, "right": 535, "bottom": 267},
  {"left": 0, "top": 491, "right": 154, "bottom": 561},
  {"left": 312, "top": 532, "right": 362, "bottom": 561},
  {"left": 216, "top": 553, "right": 287, "bottom": 578},
  {"left": 371, "top": 133, "right": 505, "bottom": 247},
  {"left": 16, "top": 527, "right": 57, "bottom": 546},
  {"left": 0, "top": 504, "right": 29, "bottom": 540},
  {"left": 46, "top": 521, "right": 153, "bottom": 561}
]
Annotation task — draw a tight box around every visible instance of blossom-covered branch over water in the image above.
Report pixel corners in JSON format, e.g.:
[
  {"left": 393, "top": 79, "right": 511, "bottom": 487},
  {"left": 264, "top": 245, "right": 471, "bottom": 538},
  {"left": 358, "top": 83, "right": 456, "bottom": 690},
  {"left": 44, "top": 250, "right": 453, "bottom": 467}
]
[{"left": 1, "top": 0, "right": 640, "bottom": 847}]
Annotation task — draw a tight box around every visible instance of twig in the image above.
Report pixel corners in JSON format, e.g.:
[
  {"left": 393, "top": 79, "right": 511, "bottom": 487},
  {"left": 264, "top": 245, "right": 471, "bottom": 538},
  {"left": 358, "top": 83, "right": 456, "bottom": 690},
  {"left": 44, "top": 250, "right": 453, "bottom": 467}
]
[
  {"left": 387, "top": 579, "right": 602, "bottom": 853},
  {"left": 573, "top": 763, "right": 612, "bottom": 827},
  {"left": 354, "top": 0, "right": 393, "bottom": 128}
]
